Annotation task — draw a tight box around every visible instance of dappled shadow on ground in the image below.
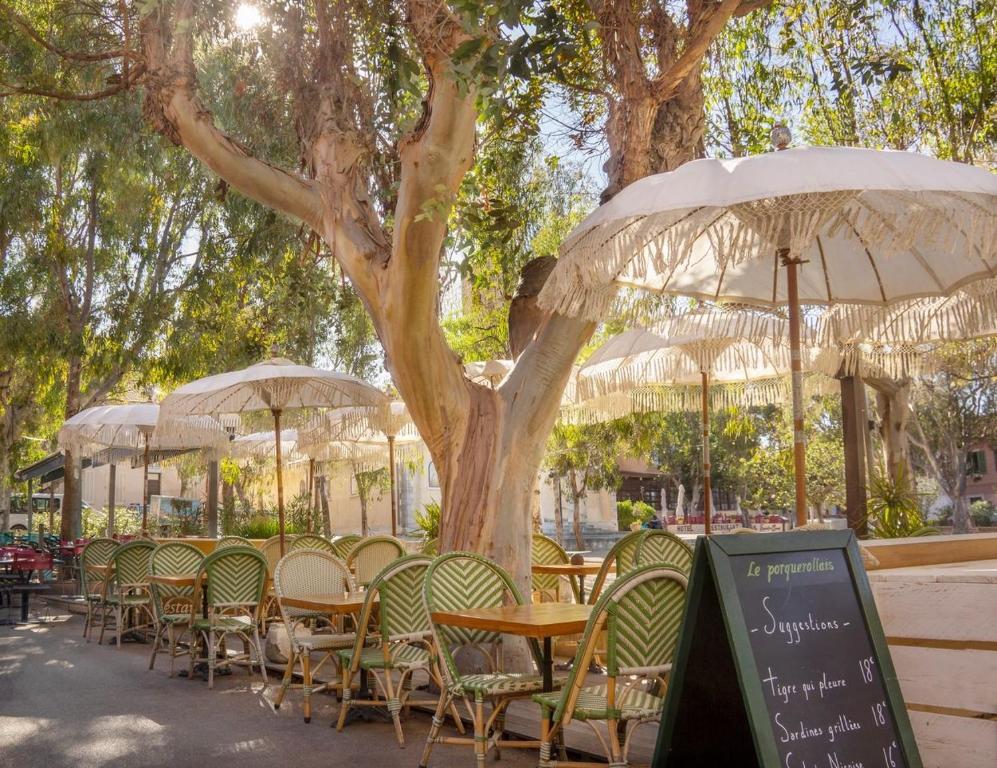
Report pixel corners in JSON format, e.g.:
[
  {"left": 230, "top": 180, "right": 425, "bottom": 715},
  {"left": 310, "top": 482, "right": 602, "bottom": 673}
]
[{"left": 0, "top": 613, "right": 538, "bottom": 768}]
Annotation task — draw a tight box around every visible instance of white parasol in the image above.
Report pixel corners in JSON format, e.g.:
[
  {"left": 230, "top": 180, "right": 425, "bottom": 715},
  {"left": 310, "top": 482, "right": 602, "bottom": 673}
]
[
  {"left": 160, "top": 357, "right": 387, "bottom": 553},
  {"left": 58, "top": 403, "right": 230, "bottom": 533},
  {"left": 297, "top": 401, "right": 419, "bottom": 535},
  {"left": 541, "top": 139, "right": 997, "bottom": 525},
  {"left": 577, "top": 309, "right": 824, "bottom": 532}
]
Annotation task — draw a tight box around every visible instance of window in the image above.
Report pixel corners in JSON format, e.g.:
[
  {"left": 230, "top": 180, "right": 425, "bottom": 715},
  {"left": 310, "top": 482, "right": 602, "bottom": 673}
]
[
  {"left": 967, "top": 450, "right": 987, "bottom": 476},
  {"left": 427, "top": 461, "right": 440, "bottom": 489}
]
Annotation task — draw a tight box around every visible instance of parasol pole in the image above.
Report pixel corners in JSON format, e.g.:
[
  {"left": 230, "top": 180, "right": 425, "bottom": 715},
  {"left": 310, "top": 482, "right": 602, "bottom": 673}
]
[
  {"left": 307, "top": 457, "right": 315, "bottom": 534},
  {"left": 107, "top": 462, "right": 116, "bottom": 537},
  {"left": 387, "top": 434, "right": 397, "bottom": 537},
  {"left": 701, "top": 370, "right": 712, "bottom": 535},
  {"left": 782, "top": 249, "right": 808, "bottom": 527},
  {"left": 142, "top": 433, "right": 150, "bottom": 534},
  {"left": 771, "top": 125, "right": 808, "bottom": 528},
  {"left": 273, "top": 408, "right": 286, "bottom": 556}
]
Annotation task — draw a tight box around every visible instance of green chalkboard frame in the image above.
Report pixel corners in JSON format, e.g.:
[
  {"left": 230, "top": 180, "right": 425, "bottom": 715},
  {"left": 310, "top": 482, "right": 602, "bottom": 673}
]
[{"left": 653, "top": 530, "right": 922, "bottom": 768}]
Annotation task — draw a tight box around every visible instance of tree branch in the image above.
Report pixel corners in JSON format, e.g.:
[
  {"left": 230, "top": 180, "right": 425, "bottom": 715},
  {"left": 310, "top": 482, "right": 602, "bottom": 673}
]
[{"left": 138, "top": 1, "right": 324, "bottom": 230}]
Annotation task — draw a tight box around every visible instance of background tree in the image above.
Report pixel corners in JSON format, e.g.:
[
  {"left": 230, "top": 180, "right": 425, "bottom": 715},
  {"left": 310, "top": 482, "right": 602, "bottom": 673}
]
[{"left": 909, "top": 341, "right": 997, "bottom": 533}]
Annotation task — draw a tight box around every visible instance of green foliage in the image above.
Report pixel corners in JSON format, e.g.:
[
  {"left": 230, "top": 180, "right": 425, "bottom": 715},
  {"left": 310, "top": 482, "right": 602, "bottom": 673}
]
[
  {"left": 616, "top": 499, "right": 655, "bottom": 531},
  {"left": 80, "top": 507, "right": 143, "bottom": 539},
  {"left": 969, "top": 500, "right": 995, "bottom": 528},
  {"left": 866, "top": 465, "right": 937, "bottom": 539},
  {"left": 414, "top": 500, "right": 441, "bottom": 542}
]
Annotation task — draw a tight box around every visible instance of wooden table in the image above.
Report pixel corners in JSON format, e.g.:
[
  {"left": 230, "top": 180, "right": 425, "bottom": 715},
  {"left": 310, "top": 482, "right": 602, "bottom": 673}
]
[
  {"left": 431, "top": 603, "right": 592, "bottom": 691},
  {"left": 531, "top": 562, "right": 613, "bottom": 603},
  {"left": 280, "top": 592, "right": 371, "bottom": 615}
]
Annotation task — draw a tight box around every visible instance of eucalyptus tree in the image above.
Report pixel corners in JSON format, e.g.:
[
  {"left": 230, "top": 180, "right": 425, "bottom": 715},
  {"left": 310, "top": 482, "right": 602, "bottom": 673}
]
[{"left": 1, "top": 0, "right": 767, "bottom": 580}]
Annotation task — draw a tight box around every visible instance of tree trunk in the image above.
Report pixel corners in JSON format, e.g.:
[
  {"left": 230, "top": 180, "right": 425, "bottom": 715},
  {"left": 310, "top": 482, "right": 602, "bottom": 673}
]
[
  {"left": 61, "top": 356, "right": 83, "bottom": 541},
  {"left": 319, "top": 476, "right": 332, "bottom": 537},
  {"left": 568, "top": 468, "right": 586, "bottom": 550},
  {"left": 952, "top": 452, "right": 973, "bottom": 534},
  {"left": 0, "top": 451, "right": 10, "bottom": 532},
  {"left": 553, "top": 475, "right": 564, "bottom": 545},
  {"left": 868, "top": 378, "right": 912, "bottom": 483},
  {"left": 221, "top": 479, "right": 235, "bottom": 535}
]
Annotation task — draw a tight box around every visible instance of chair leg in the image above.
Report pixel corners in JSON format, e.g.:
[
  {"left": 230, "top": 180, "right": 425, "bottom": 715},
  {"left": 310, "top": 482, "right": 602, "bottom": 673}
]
[
  {"left": 149, "top": 624, "right": 163, "bottom": 670},
  {"left": 301, "top": 649, "right": 312, "bottom": 723},
  {"left": 207, "top": 632, "right": 216, "bottom": 690},
  {"left": 83, "top": 601, "right": 91, "bottom": 639},
  {"left": 539, "top": 714, "right": 553, "bottom": 768},
  {"left": 418, "top": 689, "right": 450, "bottom": 768},
  {"left": 335, "top": 665, "right": 353, "bottom": 731},
  {"left": 253, "top": 626, "right": 268, "bottom": 686},
  {"left": 384, "top": 668, "right": 405, "bottom": 747},
  {"left": 273, "top": 652, "right": 295, "bottom": 710},
  {"left": 115, "top": 602, "right": 123, "bottom": 650},
  {"left": 474, "top": 697, "right": 486, "bottom": 768}
]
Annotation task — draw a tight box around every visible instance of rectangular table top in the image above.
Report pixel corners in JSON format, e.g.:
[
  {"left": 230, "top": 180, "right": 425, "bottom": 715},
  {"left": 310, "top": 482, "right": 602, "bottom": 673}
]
[
  {"left": 280, "top": 592, "right": 372, "bottom": 614},
  {"left": 432, "top": 603, "right": 592, "bottom": 638},
  {"left": 531, "top": 562, "right": 610, "bottom": 577}
]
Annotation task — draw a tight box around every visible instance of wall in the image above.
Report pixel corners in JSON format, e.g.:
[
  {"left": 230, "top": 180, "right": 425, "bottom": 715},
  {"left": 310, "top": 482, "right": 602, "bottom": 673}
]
[{"left": 76, "top": 460, "right": 185, "bottom": 510}]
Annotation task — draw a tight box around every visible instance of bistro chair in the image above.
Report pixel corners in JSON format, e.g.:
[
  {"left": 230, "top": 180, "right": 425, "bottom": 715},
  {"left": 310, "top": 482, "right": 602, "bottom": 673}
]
[
  {"left": 586, "top": 530, "right": 647, "bottom": 605},
  {"left": 534, "top": 564, "right": 688, "bottom": 768},
  {"left": 260, "top": 535, "right": 291, "bottom": 574},
  {"left": 148, "top": 542, "right": 204, "bottom": 676},
  {"left": 531, "top": 533, "right": 579, "bottom": 603},
  {"left": 421, "top": 552, "right": 563, "bottom": 768},
  {"left": 272, "top": 549, "right": 356, "bottom": 722},
  {"left": 633, "top": 530, "right": 693, "bottom": 573},
  {"left": 347, "top": 536, "right": 406, "bottom": 588},
  {"left": 290, "top": 534, "right": 337, "bottom": 554},
  {"left": 80, "top": 538, "right": 118, "bottom": 642},
  {"left": 216, "top": 535, "right": 253, "bottom": 549},
  {"left": 336, "top": 555, "right": 464, "bottom": 746},
  {"left": 330, "top": 534, "right": 362, "bottom": 560},
  {"left": 99, "top": 540, "right": 156, "bottom": 648},
  {"left": 189, "top": 546, "right": 269, "bottom": 689}
]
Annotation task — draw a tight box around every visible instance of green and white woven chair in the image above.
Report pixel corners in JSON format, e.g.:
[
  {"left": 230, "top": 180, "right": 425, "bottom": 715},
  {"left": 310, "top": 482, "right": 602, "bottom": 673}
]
[
  {"left": 259, "top": 534, "right": 291, "bottom": 630},
  {"left": 188, "top": 546, "right": 269, "bottom": 689},
  {"left": 148, "top": 542, "right": 204, "bottom": 676},
  {"left": 289, "top": 534, "right": 337, "bottom": 554},
  {"left": 347, "top": 536, "right": 406, "bottom": 588},
  {"left": 587, "top": 530, "right": 647, "bottom": 605},
  {"left": 534, "top": 564, "right": 688, "bottom": 768},
  {"left": 80, "top": 538, "right": 118, "bottom": 642},
  {"left": 420, "top": 552, "right": 564, "bottom": 768},
  {"left": 633, "top": 530, "right": 693, "bottom": 573},
  {"left": 272, "top": 549, "right": 356, "bottom": 722},
  {"left": 336, "top": 555, "right": 463, "bottom": 746},
  {"left": 330, "top": 534, "right": 362, "bottom": 560},
  {"left": 532, "top": 533, "right": 579, "bottom": 603},
  {"left": 99, "top": 540, "right": 156, "bottom": 648},
  {"left": 216, "top": 535, "right": 253, "bottom": 549}
]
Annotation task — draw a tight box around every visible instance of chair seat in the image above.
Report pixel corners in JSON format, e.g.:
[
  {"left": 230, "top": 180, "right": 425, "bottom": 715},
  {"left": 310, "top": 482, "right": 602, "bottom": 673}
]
[
  {"left": 454, "top": 672, "right": 567, "bottom": 697},
  {"left": 532, "top": 683, "right": 663, "bottom": 721},
  {"left": 297, "top": 632, "right": 356, "bottom": 651},
  {"left": 191, "top": 616, "right": 254, "bottom": 632},
  {"left": 160, "top": 613, "right": 192, "bottom": 624},
  {"left": 337, "top": 644, "right": 432, "bottom": 671},
  {"left": 106, "top": 594, "right": 151, "bottom": 606}
]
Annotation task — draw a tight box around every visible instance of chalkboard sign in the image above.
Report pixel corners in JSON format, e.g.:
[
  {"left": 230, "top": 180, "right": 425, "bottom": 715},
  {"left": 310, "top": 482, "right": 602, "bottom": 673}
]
[{"left": 654, "top": 531, "right": 921, "bottom": 768}]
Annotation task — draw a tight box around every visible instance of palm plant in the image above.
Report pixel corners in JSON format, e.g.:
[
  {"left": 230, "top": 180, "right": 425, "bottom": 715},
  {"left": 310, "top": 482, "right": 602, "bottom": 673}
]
[{"left": 866, "top": 464, "right": 937, "bottom": 538}]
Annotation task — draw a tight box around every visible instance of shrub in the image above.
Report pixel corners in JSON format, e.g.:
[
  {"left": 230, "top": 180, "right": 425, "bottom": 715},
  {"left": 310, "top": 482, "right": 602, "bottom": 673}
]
[
  {"left": 970, "top": 500, "right": 995, "bottom": 527},
  {"left": 617, "top": 499, "right": 655, "bottom": 531},
  {"left": 866, "top": 465, "right": 938, "bottom": 538},
  {"left": 414, "top": 500, "right": 440, "bottom": 542}
]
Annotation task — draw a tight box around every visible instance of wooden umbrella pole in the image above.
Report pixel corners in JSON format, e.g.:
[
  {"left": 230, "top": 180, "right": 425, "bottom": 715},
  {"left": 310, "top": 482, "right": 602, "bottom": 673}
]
[
  {"left": 107, "top": 462, "right": 116, "bottom": 537},
  {"left": 307, "top": 457, "right": 315, "bottom": 534},
  {"left": 142, "top": 434, "right": 150, "bottom": 534},
  {"left": 701, "top": 370, "right": 712, "bottom": 535},
  {"left": 782, "top": 248, "right": 808, "bottom": 527},
  {"left": 274, "top": 408, "right": 286, "bottom": 557},
  {"left": 387, "top": 434, "right": 397, "bottom": 537}
]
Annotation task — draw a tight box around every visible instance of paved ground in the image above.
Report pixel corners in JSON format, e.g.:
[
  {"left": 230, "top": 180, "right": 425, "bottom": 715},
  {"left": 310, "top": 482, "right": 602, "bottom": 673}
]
[{"left": 0, "top": 610, "right": 539, "bottom": 768}]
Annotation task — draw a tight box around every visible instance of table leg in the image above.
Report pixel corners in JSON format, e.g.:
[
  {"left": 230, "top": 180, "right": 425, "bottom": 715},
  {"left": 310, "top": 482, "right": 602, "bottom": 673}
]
[
  {"left": 542, "top": 636, "right": 553, "bottom": 692},
  {"left": 577, "top": 575, "right": 587, "bottom": 605},
  {"left": 20, "top": 590, "right": 30, "bottom": 623}
]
